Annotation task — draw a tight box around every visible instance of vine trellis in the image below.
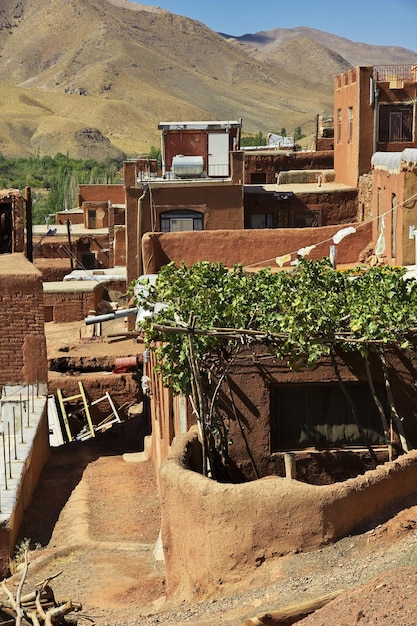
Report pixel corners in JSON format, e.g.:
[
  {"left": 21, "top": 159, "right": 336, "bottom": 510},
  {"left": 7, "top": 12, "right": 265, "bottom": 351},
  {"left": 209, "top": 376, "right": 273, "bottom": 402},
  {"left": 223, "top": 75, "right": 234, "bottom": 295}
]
[{"left": 134, "top": 258, "right": 417, "bottom": 478}]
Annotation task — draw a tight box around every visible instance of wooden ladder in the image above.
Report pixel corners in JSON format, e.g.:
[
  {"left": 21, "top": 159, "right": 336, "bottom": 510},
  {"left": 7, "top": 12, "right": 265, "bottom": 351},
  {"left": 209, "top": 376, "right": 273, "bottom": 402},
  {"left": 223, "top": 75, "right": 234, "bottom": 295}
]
[{"left": 56, "top": 382, "right": 95, "bottom": 442}]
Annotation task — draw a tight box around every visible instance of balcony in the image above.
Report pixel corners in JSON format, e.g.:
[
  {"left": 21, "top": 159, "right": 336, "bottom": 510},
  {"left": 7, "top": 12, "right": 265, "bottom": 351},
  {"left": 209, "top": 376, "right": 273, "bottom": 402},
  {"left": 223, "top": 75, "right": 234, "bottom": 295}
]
[{"left": 374, "top": 65, "right": 416, "bottom": 84}]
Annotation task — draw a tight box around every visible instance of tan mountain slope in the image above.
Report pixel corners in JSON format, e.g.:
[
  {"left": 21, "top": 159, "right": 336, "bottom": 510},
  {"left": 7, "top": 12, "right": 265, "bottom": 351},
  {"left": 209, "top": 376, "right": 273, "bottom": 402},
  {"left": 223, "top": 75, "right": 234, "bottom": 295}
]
[
  {"left": 229, "top": 25, "right": 417, "bottom": 66},
  {"left": 0, "top": 0, "right": 414, "bottom": 159}
]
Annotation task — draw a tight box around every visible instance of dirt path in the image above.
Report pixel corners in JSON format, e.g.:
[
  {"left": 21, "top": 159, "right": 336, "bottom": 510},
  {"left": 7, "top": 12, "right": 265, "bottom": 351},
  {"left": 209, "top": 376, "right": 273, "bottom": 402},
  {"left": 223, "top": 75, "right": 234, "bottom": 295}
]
[{"left": 8, "top": 417, "right": 417, "bottom": 626}]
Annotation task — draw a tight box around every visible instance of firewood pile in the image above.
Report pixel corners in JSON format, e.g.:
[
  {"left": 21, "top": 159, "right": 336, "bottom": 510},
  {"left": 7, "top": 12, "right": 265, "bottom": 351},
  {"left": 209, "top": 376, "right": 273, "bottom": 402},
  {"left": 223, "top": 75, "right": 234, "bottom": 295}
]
[{"left": 0, "top": 558, "right": 81, "bottom": 625}]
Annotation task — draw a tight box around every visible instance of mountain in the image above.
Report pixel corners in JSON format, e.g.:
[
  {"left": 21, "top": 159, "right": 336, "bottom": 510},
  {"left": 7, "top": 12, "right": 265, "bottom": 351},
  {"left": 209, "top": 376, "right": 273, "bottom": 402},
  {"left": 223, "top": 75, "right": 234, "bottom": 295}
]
[
  {"left": 224, "top": 26, "right": 417, "bottom": 67},
  {"left": 0, "top": 0, "right": 415, "bottom": 159}
]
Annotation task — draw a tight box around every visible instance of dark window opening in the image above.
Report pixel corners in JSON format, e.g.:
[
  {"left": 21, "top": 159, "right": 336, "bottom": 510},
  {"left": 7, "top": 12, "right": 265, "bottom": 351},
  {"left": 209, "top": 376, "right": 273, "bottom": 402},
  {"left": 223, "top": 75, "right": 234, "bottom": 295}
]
[
  {"left": 0, "top": 204, "right": 13, "bottom": 254},
  {"left": 160, "top": 209, "right": 203, "bottom": 233},
  {"left": 249, "top": 213, "right": 274, "bottom": 229},
  {"left": 251, "top": 173, "right": 267, "bottom": 184},
  {"left": 271, "top": 383, "right": 386, "bottom": 451},
  {"left": 378, "top": 104, "right": 413, "bottom": 142}
]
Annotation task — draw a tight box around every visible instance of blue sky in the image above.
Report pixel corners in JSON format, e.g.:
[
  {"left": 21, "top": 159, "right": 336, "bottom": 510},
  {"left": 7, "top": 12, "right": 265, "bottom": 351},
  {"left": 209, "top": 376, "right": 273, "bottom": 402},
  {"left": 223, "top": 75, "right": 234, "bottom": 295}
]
[{"left": 132, "top": 0, "right": 417, "bottom": 52}]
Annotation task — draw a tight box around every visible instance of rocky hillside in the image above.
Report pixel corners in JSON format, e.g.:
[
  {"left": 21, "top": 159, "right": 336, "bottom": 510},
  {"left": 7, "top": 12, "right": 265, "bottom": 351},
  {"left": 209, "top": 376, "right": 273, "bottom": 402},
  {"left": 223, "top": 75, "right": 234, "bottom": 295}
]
[{"left": 0, "top": 0, "right": 415, "bottom": 159}]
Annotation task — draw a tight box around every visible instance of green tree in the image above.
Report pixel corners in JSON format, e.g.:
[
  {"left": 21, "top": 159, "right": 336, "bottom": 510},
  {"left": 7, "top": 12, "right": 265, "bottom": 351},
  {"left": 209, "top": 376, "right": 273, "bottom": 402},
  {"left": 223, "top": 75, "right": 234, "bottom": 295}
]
[
  {"left": 135, "top": 259, "right": 417, "bottom": 477},
  {"left": 240, "top": 132, "right": 267, "bottom": 147}
]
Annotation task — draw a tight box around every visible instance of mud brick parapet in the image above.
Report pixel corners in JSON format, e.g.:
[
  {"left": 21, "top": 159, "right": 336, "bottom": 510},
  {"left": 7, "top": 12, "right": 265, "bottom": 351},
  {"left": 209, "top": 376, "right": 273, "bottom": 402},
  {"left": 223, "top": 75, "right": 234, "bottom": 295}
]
[{"left": 0, "top": 253, "right": 48, "bottom": 385}]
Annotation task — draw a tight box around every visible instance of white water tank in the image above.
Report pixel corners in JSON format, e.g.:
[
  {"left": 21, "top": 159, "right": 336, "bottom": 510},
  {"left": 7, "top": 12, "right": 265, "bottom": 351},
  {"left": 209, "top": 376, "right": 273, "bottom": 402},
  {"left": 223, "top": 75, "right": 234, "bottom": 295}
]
[{"left": 172, "top": 155, "right": 204, "bottom": 178}]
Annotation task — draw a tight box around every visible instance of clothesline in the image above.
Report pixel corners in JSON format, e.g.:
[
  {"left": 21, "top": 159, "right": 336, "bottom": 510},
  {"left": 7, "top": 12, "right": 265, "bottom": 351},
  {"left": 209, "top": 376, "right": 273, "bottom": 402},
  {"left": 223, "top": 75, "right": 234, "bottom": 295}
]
[{"left": 245, "top": 190, "right": 417, "bottom": 268}]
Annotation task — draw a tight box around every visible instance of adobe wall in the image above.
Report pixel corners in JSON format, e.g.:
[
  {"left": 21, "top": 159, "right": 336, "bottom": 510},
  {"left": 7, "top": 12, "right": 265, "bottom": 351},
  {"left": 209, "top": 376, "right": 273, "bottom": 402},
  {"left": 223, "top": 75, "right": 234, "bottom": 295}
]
[
  {"left": 78, "top": 184, "right": 125, "bottom": 207},
  {"left": 0, "top": 254, "right": 47, "bottom": 385},
  {"left": 0, "top": 190, "right": 25, "bottom": 254},
  {"left": 244, "top": 189, "right": 357, "bottom": 229},
  {"left": 160, "top": 430, "right": 417, "bottom": 600},
  {"left": 142, "top": 222, "right": 372, "bottom": 273},
  {"left": 34, "top": 259, "right": 73, "bottom": 282},
  {"left": 48, "top": 374, "right": 143, "bottom": 437},
  {"left": 43, "top": 283, "right": 106, "bottom": 323},
  {"left": 244, "top": 150, "right": 334, "bottom": 184},
  {"left": 372, "top": 168, "right": 417, "bottom": 266},
  {"left": 139, "top": 183, "right": 244, "bottom": 234},
  {"left": 0, "top": 400, "right": 50, "bottom": 576},
  {"left": 220, "top": 346, "right": 417, "bottom": 481},
  {"left": 4, "top": 404, "right": 49, "bottom": 568}
]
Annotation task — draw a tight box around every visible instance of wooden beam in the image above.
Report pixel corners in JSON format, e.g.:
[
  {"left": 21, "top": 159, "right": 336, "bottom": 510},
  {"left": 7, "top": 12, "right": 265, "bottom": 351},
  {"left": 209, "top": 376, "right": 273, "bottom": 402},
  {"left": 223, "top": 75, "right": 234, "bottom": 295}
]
[{"left": 245, "top": 589, "right": 344, "bottom": 626}]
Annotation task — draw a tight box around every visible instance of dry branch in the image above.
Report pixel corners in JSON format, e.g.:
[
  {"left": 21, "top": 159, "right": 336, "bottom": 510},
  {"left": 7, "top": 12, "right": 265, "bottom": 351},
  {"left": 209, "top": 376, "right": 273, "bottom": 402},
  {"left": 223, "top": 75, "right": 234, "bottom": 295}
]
[{"left": 0, "top": 564, "right": 81, "bottom": 625}]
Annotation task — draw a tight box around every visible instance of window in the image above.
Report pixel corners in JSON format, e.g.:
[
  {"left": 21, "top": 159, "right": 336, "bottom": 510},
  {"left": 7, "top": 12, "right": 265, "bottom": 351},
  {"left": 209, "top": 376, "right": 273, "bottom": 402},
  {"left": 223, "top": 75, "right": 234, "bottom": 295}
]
[
  {"left": 249, "top": 213, "right": 274, "bottom": 229},
  {"left": 160, "top": 209, "right": 203, "bottom": 232},
  {"left": 251, "top": 173, "right": 267, "bottom": 184},
  {"left": 347, "top": 107, "right": 353, "bottom": 143},
  {"left": 378, "top": 104, "right": 413, "bottom": 142},
  {"left": 271, "top": 383, "right": 386, "bottom": 451},
  {"left": 336, "top": 109, "right": 342, "bottom": 143}
]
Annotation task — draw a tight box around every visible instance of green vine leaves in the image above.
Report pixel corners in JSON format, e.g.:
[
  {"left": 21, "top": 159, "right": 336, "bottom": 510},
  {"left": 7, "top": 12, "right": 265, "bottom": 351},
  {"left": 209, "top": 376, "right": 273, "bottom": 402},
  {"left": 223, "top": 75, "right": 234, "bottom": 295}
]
[{"left": 134, "top": 259, "right": 417, "bottom": 395}]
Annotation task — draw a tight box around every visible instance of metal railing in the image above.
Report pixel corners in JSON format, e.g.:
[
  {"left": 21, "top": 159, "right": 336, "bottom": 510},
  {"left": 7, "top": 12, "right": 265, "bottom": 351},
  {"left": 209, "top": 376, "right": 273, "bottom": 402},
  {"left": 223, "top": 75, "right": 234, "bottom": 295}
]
[
  {"left": 374, "top": 65, "right": 416, "bottom": 82},
  {"left": 0, "top": 384, "right": 47, "bottom": 518}
]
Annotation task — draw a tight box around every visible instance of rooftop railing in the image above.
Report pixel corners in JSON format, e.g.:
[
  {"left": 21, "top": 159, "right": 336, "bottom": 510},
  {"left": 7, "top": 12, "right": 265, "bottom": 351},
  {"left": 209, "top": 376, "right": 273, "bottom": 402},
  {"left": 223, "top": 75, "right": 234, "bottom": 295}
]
[{"left": 374, "top": 65, "right": 416, "bottom": 82}]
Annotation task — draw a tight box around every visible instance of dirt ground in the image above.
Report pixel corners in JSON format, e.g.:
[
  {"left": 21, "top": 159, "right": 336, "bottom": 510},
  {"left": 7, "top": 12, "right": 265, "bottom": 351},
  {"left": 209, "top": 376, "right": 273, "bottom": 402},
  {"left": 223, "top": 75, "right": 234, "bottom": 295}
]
[{"left": 5, "top": 321, "right": 417, "bottom": 625}]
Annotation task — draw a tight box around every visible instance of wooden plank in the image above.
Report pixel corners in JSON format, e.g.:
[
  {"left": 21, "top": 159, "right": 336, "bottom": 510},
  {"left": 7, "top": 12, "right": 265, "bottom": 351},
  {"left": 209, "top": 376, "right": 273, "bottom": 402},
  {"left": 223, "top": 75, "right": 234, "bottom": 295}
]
[
  {"left": 56, "top": 389, "right": 73, "bottom": 442},
  {"left": 245, "top": 589, "right": 344, "bottom": 626}
]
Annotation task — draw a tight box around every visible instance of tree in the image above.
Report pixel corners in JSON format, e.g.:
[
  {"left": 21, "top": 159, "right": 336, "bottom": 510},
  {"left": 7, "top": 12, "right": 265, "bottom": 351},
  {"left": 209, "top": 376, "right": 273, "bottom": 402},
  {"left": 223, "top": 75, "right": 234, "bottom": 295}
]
[
  {"left": 135, "top": 259, "right": 417, "bottom": 477},
  {"left": 240, "top": 132, "right": 267, "bottom": 147}
]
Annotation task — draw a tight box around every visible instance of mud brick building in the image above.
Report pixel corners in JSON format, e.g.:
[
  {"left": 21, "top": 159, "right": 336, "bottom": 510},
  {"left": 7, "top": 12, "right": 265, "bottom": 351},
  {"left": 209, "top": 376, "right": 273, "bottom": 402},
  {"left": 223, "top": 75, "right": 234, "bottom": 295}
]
[
  {"left": 0, "top": 254, "right": 47, "bottom": 385},
  {"left": 0, "top": 189, "right": 25, "bottom": 255}
]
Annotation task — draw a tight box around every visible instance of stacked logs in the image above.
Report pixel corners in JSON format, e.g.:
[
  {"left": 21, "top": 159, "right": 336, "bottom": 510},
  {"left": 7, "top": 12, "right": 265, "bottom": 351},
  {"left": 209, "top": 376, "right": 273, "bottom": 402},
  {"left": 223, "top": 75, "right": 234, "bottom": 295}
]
[{"left": 0, "top": 561, "right": 81, "bottom": 626}]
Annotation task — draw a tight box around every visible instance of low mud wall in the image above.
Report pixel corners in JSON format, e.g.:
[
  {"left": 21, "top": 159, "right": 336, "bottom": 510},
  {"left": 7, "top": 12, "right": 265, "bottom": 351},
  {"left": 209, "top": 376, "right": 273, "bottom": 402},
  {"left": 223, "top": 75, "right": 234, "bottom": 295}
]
[{"left": 160, "top": 429, "right": 417, "bottom": 600}]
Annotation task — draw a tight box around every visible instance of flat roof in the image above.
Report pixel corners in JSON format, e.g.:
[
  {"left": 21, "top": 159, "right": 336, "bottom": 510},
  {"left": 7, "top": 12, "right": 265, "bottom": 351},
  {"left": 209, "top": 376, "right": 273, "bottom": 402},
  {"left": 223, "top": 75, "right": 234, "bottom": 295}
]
[
  {"left": 0, "top": 252, "right": 40, "bottom": 277},
  {"left": 158, "top": 120, "right": 242, "bottom": 131},
  {"left": 43, "top": 280, "right": 102, "bottom": 294},
  {"left": 244, "top": 182, "right": 357, "bottom": 194}
]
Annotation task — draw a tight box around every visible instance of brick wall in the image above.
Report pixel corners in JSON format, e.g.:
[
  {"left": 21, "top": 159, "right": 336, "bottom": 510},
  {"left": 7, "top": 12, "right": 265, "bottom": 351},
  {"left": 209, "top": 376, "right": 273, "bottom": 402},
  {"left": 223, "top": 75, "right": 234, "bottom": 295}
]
[{"left": 0, "top": 254, "right": 47, "bottom": 385}]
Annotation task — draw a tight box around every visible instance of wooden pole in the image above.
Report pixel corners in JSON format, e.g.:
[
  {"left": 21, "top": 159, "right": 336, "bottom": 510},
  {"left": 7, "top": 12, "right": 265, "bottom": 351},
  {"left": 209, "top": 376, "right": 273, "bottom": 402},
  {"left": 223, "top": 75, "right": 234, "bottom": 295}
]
[
  {"left": 245, "top": 589, "right": 344, "bottom": 626},
  {"left": 25, "top": 186, "right": 33, "bottom": 262},
  {"left": 284, "top": 453, "right": 296, "bottom": 479}
]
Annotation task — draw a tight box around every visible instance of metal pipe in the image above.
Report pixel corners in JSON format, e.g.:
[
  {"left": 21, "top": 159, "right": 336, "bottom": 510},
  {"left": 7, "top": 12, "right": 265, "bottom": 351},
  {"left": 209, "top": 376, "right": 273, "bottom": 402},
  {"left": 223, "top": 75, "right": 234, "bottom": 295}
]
[{"left": 85, "top": 307, "right": 138, "bottom": 325}]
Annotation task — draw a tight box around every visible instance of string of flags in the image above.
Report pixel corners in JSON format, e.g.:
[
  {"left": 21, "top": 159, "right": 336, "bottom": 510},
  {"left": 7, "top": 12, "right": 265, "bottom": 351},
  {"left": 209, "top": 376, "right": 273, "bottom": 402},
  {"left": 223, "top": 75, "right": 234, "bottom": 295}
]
[
  {"left": 275, "top": 226, "right": 356, "bottom": 267},
  {"left": 247, "top": 189, "right": 417, "bottom": 270}
]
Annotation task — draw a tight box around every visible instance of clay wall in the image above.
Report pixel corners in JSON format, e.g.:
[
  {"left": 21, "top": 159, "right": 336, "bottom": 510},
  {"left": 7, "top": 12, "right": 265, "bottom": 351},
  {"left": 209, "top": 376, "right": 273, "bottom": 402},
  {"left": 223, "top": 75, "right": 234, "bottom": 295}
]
[
  {"left": 43, "top": 283, "right": 106, "bottom": 323},
  {"left": 82, "top": 202, "right": 109, "bottom": 229},
  {"left": 0, "top": 254, "right": 47, "bottom": 385},
  {"left": 372, "top": 167, "right": 417, "bottom": 266},
  {"left": 244, "top": 189, "right": 357, "bottom": 229},
  {"left": 244, "top": 150, "right": 334, "bottom": 184},
  {"left": 160, "top": 431, "right": 417, "bottom": 600},
  {"left": 0, "top": 190, "right": 25, "bottom": 254},
  {"left": 221, "top": 346, "right": 417, "bottom": 480},
  {"left": 0, "top": 402, "right": 50, "bottom": 575},
  {"left": 139, "top": 183, "right": 243, "bottom": 235},
  {"left": 48, "top": 374, "right": 143, "bottom": 436},
  {"left": 78, "top": 184, "right": 125, "bottom": 207},
  {"left": 141, "top": 222, "right": 372, "bottom": 273}
]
